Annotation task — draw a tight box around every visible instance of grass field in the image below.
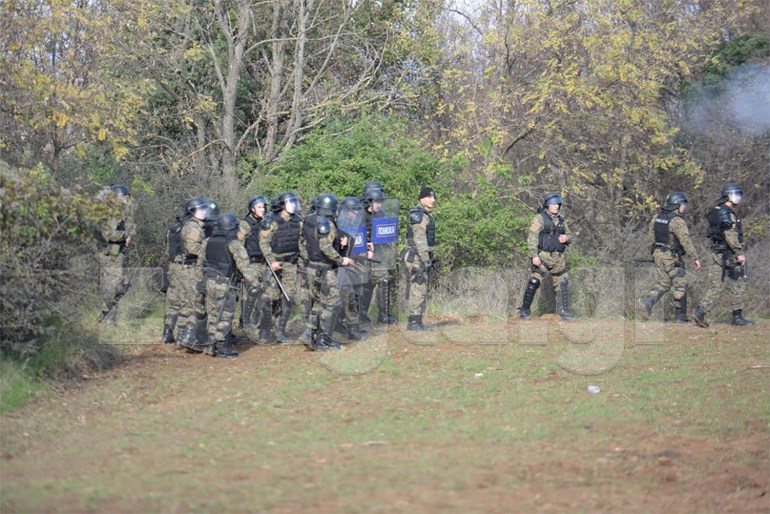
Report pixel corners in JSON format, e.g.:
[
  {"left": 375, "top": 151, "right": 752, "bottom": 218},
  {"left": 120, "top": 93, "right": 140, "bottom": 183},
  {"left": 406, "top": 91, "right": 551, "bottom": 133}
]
[{"left": 1, "top": 317, "right": 768, "bottom": 512}]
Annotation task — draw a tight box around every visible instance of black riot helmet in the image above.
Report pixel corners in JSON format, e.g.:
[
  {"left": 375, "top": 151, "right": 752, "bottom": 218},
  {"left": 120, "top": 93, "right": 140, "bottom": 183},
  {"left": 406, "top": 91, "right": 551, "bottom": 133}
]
[
  {"left": 338, "top": 196, "right": 363, "bottom": 214},
  {"left": 315, "top": 193, "right": 338, "bottom": 217},
  {"left": 248, "top": 195, "right": 268, "bottom": 212},
  {"left": 214, "top": 212, "right": 239, "bottom": 237},
  {"left": 362, "top": 187, "right": 385, "bottom": 208},
  {"left": 111, "top": 184, "right": 130, "bottom": 197},
  {"left": 543, "top": 193, "right": 563, "bottom": 208},
  {"left": 665, "top": 191, "right": 688, "bottom": 208},
  {"left": 721, "top": 182, "right": 742, "bottom": 197},
  {"left": 363, "top": 180, "right": 385, "bottom": 196},
  {"left": 186, "top": 196, "right": 208, "bottom": 215},
  {"left": 271, "top": 192, "right": 301, "bottom": 214}
]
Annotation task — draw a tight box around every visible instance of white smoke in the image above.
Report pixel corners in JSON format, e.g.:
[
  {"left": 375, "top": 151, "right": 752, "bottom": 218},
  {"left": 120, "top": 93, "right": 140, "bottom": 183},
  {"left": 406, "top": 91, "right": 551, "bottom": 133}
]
[
  {"left": 724, "top": 63, "right": 770, "bottom": 136},
  {"left": 685, "top": 63, "right": 770, "bottom": 138}
]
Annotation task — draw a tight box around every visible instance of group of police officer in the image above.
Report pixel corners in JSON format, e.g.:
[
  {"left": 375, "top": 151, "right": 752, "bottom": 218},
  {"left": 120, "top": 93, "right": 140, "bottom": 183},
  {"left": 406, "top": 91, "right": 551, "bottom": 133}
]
[
  {"left": 96, "top": 179, "right": 754, "bottom": 358},
  {"left": 635, "top": 181, "right": 754, "bottom": 327},
  {"left": 154, "top": 182, "right": 438, "bottom": 357}
]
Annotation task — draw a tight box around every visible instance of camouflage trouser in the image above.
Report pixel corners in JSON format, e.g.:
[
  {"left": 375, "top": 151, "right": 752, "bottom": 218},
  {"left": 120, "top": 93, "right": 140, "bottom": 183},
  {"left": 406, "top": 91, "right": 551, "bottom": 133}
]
[
  {"left": 176, "top": 265, "right": 206, "bottom": 336},
  {"left": 531, "top": 250, "right": 569, "bottom": 291},
  {"left": 305, "top": 266, "right": 341, "bottom": 336},
  {"left": 699, "top": 252, "right": 747, "bottom": 313},
  {"left": 404, "top": 258, "right": 429, "bottom": 317},
  {"left": 241, "top": 264, "right": 266, "bottom": 330},
  {"left": 96, "top": 250, "right": 129, "bottom": 312},
  {"left": 264, "top": 261, "right": 298, "bottom": 303},
  {"left": 206, "top": 273, "right": 238, "bottom": 342},
  {"left": 362, "top": 266, "right": 393, "bottom": 319},
  {"left": 164, "top": 262, "right": 185, "bottom": 329},
  {"left": 339, "top": 265, "right": 365, "bottom": 327},
  {"left": 645, "top": 250, "right": 687, "bottom": 301}
]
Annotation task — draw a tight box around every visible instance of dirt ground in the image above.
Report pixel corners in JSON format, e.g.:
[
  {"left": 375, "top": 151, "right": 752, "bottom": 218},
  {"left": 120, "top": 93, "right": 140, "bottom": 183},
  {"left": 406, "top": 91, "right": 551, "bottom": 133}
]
[{"left": 1, "top": 318, "right": 768, "bottom": 513}]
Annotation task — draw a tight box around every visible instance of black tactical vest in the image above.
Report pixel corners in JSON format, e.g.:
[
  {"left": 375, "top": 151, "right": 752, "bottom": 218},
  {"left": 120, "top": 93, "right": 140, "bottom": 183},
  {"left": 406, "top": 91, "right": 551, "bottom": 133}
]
[
  {"left": 538, "top": 212, "right": 566, "bottom": 253},
  {"left": 708, "top": 203, "right": 743, "bottom": 252},
  {"left": 407, "top": 206, "right": 436, "bottom": 248},
  {"left": 166, "top": 214, "right": 189, "bottom": 262},
  {"left": 205, "top": 233, "right": 236, "bottom": 278},
  {"left": 269, "top": 213, "right": 301, "bottom": 256},
  {"left": 653, "top": 210, "right": 684, "bottom": 255},
  {"left": 243, "top": 213, "right": 264, "bottom": 262},
  {"left": 303, "top": 213, "right": 339, "bottom": 265}
]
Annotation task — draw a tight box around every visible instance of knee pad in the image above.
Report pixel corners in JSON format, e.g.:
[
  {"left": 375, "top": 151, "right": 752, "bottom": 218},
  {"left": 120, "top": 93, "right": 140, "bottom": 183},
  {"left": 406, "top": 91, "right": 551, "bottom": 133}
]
[{"left": 528, "top": 277, "right": 541, "bottom": 288}]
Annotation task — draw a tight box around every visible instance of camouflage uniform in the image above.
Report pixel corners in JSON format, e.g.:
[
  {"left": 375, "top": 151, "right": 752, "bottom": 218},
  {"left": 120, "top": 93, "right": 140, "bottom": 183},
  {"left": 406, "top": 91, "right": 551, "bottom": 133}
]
[
  {"left": 241, "top": 212, "right": 266, "bottom": 332},
  {"left": 519, "top": 195, "right": 575, "bottom": 320},
  {"left": 697, "top": 204, "right": 749, "bottom": 320},
  {"left": 404, "top": 203, "right": 435, "bottom": 320},
  {"left": 526, "top": 212, "right": 573, "bottom": 290},
  {"left": 258, "top": 211, "right": 302, "bottom": 342},
  {"left": 637, "top": 208, "right": 699, "bottom": 321},
  {"left": 359, "top": 210, "right": 397, "bottom": 324},
  {"left": 96, "top": 197, "right": 136, "bottom": 320},
  {"left": 303, "top": 209, "right": 348, "bottom": 349},
  {"left": 176, "top": 217, "right": 207, "bottom": 349},
  {"left": 205, "top": 232, "right": 260, "bottom": 351}
]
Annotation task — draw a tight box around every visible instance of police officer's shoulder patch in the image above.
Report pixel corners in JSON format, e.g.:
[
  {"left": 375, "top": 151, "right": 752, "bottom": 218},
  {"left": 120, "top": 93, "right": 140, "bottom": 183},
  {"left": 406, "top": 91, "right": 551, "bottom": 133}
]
[
  {"left": 408, "top": 207, "right": 423, "bottom": 224},
  {"left": 317, "top": 216, "right": 331, "bottom": 236}
]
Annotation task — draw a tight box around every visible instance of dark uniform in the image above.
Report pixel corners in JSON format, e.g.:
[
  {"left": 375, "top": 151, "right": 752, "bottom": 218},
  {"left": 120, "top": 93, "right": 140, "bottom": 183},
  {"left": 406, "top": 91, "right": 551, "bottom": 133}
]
[
  {"left": 694, "top": 182, "right": 754, "bottom": 327},
  {"left": 258, "top": 192, "right": 303, "bottom": 343},
  {"left": 337, "top": 196, "right": 367, "bottom": 340},
  {"left": 404, "top": 187, "right": 437, "bottom": 331},
  {"left": 176, "top": 198, "right": 210, "bottom": 351},
  {"left": 302, "top": 193, "right": 351, "bottom": 350},
  {"left": 96, "top": 185, "right": 135, "bottom": 323},
  {"left": 203, "top": 213, "right": 260, "bottom": 357},
  {"left": 637, "top": 192, "right": 700, "bottom": 322},
  {"left": 519, "top": 193, "right": 575, "bottom": 320}
]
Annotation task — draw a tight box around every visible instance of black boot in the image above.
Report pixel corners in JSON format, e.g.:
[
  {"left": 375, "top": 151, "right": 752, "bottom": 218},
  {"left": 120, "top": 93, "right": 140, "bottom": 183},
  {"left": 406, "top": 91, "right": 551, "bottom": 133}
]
[
  {"left": 274, "top": 298, "right": 293, "bottom": 344},
  {"left": 161, "top": 324, "right": 175, "bottom": 344},
  {"left": 674, "top": 296, "right": 690, "bottom": 323},
  {"left": 346, "top": 324, "right": 366, "bottom": 341},
  {"left": 731, "top": 309, "right": 755, "bottom": 326},
  {"left": 376, "top": 279, "right": 397, "bottom": 324},
  {"left": 257, "top": 301, "right": 274, "bottom": 344},
  {"left": 693, "top": 306, "right": 709, "bottom": 328},
  {"left": 214, "top": 340, "right": 239, "bottom": 358},
  {"left": 359, "top": 281, "right": 374, "bottom": 325},
  {"left": 312, "top": 333, "right": 341, "bottom": 351},
  {"left": 519, "top": 278, "right": 540, "bottom": 319},
  {"left": 556, "top": 279, "right": 576, "bottom": 321},
  {"left": 298, "top": 328, "right": 314, "bottom": 347},
  {"left": 407, "top": 315, "right": 432, "bottom": 332}
]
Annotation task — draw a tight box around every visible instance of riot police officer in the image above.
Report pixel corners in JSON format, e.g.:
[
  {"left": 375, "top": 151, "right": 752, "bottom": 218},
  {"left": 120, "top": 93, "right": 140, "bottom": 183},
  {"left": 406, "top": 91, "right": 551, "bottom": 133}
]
[
  {"left": 241, "top": 195, "right": 268, "bottom": 334},
  {"left": 694, "top": 182, "right": 754, "bottom": 327},
  {"left": 359, "top": 185, "right": 397, "bottom": 325},
  {"left": 203, "top": 213, "right": 260, "bottom": 357},
  {"left": 518, "top": 193, "right": 575, "bottom": 321},
  {"left": 176, "top": 197, "right": 210, "bottom": 351},
  {"left": 302, "top": 193, "right": 354, "bottom": 350},
  {"left": 637, "top": 192, "right": 702, "bottom": 322},
  {"left": 404, "top": 186, "right": 437, "bottom": 331},
  {"left": 161, "top": 196, "right": 203, "bottom": 344},
  {"left": 258, "top": 192, "right": 303, "bottom": 343}
]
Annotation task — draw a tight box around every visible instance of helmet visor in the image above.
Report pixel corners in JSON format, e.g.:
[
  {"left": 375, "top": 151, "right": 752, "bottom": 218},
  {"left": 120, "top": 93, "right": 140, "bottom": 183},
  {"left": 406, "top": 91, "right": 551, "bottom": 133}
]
[
  {"left": 285, "top": 198, "right": 301, "bottom": 214},
  {"left": 728, "top": 192, "right": 742, "bottom": 204}
]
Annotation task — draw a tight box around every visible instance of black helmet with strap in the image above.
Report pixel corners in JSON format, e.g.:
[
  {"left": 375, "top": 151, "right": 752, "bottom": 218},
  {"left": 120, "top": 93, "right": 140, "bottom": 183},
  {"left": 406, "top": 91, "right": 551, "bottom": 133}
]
[
  {"left": 315, "top": 193, "right": 338, "bottom": 217},
  {"left": 543, "top": 193, "right": 563, "bottom": 208},
  {"left": 248, "top": 195, "right": 268, "bottom": 212}
]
